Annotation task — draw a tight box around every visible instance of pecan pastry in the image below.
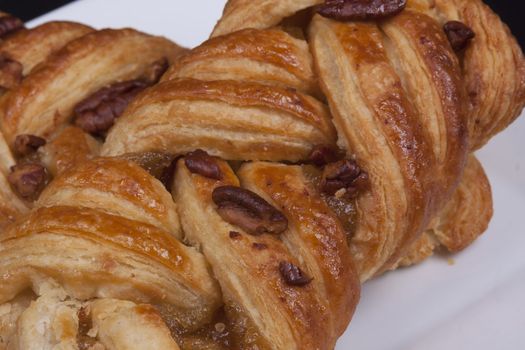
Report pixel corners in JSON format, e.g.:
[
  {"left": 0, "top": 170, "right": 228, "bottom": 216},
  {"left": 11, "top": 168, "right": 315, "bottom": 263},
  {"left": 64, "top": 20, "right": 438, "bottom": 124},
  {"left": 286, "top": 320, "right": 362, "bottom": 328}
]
[
  {"left": 0, "top": 0, "right": 523, "bottom": 349},
  {"left": 0, "top": 16, "right": 185, "bottom": 229},
  {"left": 104, "top": 0, "right": 524, "bottom": 282}
]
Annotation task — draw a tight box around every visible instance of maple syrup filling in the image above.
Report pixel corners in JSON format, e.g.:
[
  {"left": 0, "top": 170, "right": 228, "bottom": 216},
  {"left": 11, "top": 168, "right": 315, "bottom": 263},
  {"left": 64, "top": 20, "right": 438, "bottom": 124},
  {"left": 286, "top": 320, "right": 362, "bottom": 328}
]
[
  {"left": 121, "top": 151, "right": 176, "bottom": 182},
  {"left": 156, "top": 302, "right": 269, "bottom": 350},
  {"left": 302, "top": 164, "right": 359, "bottom": 240}
]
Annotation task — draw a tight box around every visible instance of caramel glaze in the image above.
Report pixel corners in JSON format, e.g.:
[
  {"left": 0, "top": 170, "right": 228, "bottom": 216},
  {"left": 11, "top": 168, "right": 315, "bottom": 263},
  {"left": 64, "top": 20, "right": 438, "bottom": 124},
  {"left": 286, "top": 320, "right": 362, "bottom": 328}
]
[{"left": 1, "top": 206, "right": 188, "bottom": 273}]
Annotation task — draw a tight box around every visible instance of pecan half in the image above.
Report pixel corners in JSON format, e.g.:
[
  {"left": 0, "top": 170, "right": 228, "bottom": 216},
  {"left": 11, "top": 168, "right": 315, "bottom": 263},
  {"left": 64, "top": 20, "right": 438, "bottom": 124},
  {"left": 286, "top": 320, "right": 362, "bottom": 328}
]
[
  {"left": 279, "top": 261, "right": 312, "bottom": 286},
  {"left": 212, "top": 186, "right": 288, "bottom": 235},
  {"left": 185, "top": 149, "right": 222, "bottom": 180},
  {"left": 443, "top": 21, "right": 475, "bottom": 52},
  {"left": 74, "top": 80, "right": 148, "bottom": 136},
  {"left": 320, "top": 159, "right": 368, "bottom": 198},
  {"left": 0, "top": 54, "right": 23, "bottom": 89},
  {"left": 74, "top": 58, "right": 169, "bottom": 136},
  {"left": 318, "top": 0, "right": 407, "bottom": 21},
  {"left": 14, "top": 134, "right": 46, "bottom": 156},
  {"left": 8, "top": 163, "right": 49, "bottom": 200},
  {"left": 308, "top": 144, "right": 340, "bottom": 167},
  {"left": 0, "top": 15, "right": 24, "bottom": 38}
]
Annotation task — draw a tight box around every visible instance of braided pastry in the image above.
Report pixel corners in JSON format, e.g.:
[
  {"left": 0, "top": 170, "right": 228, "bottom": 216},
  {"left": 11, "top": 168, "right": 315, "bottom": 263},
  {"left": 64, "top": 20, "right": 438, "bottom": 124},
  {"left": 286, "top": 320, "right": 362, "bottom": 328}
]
[
  {"left": 103, "top": 0, "right": 523, "bottom": 282},
  {"left": 0, "top": 16, "right": 185, "bottom": 227},
  {"left": 0, "top": 0, "right": 523, "bottom": 348}
]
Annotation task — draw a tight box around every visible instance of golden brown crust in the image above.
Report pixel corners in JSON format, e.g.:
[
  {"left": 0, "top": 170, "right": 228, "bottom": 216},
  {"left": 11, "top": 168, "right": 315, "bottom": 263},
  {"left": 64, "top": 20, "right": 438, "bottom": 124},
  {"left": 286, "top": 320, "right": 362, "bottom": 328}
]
[
  {"left": 206, "top": 0, "right": 523, "bottom": 282},
  {"left": 1, "top": 206, "right": 215, "bottom": 299},
  {"left": 0, "top": 171, "right": 28, "bottom": 228},
  {"left": 309, "top": 11, "right": 467, "bottom": 279},
  {"left": 103, "top": 78, "right": 336, "bottom": 161},
  {"left": 398, "top": 155, "right": 493, "bottom": 266},
  {"left": 38, "top": 157, "right": 180, "bottom": 236},
  {"left": 436, "top": 0, "right": 525, "bottom": 150},
  {"left": 173, "top": 157, "right": 354, "bottom": 349},
  {"left": 0, "top": 28, "right": 185, "bottom": 146},
  {"left": 39, "top": 126, "right": 101, "bottom": 177},
  {"left": 238, "top": 162, "right": 359, "bottom": 339},
  {"left": 164, "top": 28, "right": 320, "bottom": 96},
  {"left": 0, "top": 21, "right": 93, "bottom": 78},
  {"left": 428, "top": 154, "right": 493, "bottom": 252},
  {"left": 212, "top": 0, "right": 323, "bottom": 37},
  {"left": 396, "top": 231, "right": 439, "bottom": 267},
  {"left": 0, "top": 1, "right": 522, "bottom": 348},
  {"left": 0, "top": 156, "right": 223, "bottom": 332},
  {"left": 382, "top": 10, "right": 468, "bottom": 201}
]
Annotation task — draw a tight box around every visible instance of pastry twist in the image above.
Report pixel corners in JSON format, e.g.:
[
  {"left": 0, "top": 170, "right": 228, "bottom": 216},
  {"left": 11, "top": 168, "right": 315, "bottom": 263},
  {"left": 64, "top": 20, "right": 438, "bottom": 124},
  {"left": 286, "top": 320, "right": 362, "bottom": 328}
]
[
  {"left": 0, "top": 154, "right": 359, "bottom": 349},
  {"left": 0, "top": 18, "right": 185, "bottom": 227},
  {"left": 103, "top": 0, "right": 524, "bottom": 281},
  {"left": 0, "top": 17, "right": 194, "bottom": 349},
  {"left": 0, "top": 13, "right": 358, "bottom": 350},
  {"left": 0, "top": 157, "right": 220, "bottom": 349},
  {"left": 0, "top": 0, "right": 522, "bottom": 349}
]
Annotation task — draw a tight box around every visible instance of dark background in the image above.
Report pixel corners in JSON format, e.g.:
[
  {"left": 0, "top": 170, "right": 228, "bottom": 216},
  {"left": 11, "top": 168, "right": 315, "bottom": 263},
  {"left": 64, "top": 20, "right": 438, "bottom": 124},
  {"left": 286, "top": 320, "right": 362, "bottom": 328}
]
[{"left": 0, "top": 0, "right": 523, "bottom": 49}]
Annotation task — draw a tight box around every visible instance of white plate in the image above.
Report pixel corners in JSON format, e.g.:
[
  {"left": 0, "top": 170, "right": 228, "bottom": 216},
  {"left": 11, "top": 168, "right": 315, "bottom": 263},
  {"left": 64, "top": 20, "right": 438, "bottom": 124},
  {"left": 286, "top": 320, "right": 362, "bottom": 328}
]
[{"left": 30, "top": 1, "right": 525, "bottom": 349}]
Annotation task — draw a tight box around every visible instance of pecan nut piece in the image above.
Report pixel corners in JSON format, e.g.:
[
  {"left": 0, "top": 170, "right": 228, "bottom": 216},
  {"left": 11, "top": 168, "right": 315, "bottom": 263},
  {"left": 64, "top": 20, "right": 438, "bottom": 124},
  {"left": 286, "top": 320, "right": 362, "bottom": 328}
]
[
  {"left": 0, "top": 15, "right": 24, "bottom": 38},
  {"left": 74, "top": 58, "right": 170, "bottom": 136},
  {"left": 320, "top": 159, "right": 369, "bottom": 198},
  {"left": 308, "top": 144, "right": 341, "bottom": 167},
  {"left": 279, "top": 261, "right": 312, "bottom": 286},
  {"left": 74, "top": 80, "right": 148, "bottom": 136},
  {"left": 14, "top": 134, "right": 46, "bottom": 156},
  {"left": 185, "top": 149, "right": 222, "bottom": 180},
  {"left": 8, "top": 163, "right": 49, "bottom": 200},
  {"left": 159, "top": 157, "right": 179, "bottom": 191},
  {"left": 212, "top": 186, "right": 288, "bottom": 235},
  {"left": 0, "top": 54, "right": 23, "bottom": 90},
  {"left": 318, "top": 0, "right": 407, "bottom": 21},
  {"left": 443, "top": 21, "right": 475, "bottom": 52}
]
